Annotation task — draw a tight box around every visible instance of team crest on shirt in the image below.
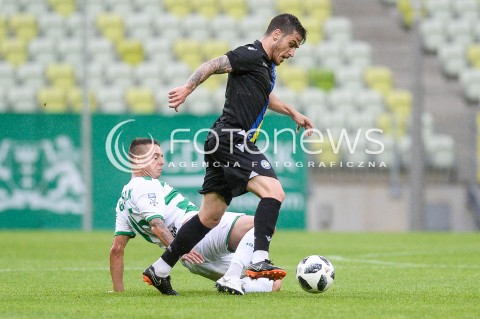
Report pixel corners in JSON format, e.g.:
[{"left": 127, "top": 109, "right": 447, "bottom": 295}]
[
  {"left": 148, "top": 193, "right": 158, "bottom": 206},
  {"left": 261, "top": 160, "right": 271, "bottom": 169}
]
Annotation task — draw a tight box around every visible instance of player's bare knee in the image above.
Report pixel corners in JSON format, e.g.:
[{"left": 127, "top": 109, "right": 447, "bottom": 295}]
[{"left": 110, "top": 243, "right": 124, "bottom": 256}]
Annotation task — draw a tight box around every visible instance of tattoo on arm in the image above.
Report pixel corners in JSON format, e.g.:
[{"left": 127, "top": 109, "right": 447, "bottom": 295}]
[
  {"left": 149, "top": 218, "right": 174, "bottom": 247},
  {"left": 185, "top": 55, "right": 232, "bottom": 91}
]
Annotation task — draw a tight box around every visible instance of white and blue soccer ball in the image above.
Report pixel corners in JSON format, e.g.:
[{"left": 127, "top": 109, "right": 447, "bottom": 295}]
[{"left": 296, "top": 255, "right": 335, "bottom": 293}]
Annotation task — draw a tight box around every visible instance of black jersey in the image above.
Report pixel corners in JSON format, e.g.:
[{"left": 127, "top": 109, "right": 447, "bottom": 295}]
[{"left": 209, "top": 40, "right": 276, "bottom": 143}]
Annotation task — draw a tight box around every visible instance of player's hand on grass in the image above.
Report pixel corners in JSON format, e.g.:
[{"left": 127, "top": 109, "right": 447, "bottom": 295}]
[
  {"left": 181, "top": 249, "right": 205, "bottom": 264},
  {"left": 168, "top": 85, "right": 192, "bottom": 112}
]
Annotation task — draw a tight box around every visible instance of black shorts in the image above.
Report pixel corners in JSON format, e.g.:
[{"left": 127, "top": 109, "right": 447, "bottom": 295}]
[{"left": 199, "top": 132, "right": 278, "bottom": 205}]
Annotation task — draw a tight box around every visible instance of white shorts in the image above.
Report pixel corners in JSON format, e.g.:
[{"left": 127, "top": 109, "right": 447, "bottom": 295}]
[
  {"left": 114, "top": 209, "right": 136, "bottom": 238},
  {"left": 181, "top": 212, "right": 244, "bottom": 281}
]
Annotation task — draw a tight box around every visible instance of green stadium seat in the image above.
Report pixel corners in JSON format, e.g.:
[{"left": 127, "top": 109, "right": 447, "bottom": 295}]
[{"left": 309, "top": 69, "right": 335, "bottom": 91}]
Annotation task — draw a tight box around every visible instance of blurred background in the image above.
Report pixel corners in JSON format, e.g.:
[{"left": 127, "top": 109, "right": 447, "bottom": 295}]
[{"left": 0, "top": 0, "right": 479, "bottom": 232}]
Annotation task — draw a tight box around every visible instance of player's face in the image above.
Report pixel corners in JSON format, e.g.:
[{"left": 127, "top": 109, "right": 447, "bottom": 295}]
[
  {"left": 141, "top": 144, "right": 165, "bottom": 179},
  {"left": 271, "top": 30, "right": 302, "bottom": 66}
]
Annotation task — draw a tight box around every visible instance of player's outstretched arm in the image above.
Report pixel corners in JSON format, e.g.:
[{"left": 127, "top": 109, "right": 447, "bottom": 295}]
[
  {"left": 268, "top": 93, "right": 314, "bottom": 136},
  {"left": 109, "top": 235, "right": 130, "bottom": 292},
  {"left": 168, "top": 55, "right": 232, "bottom": 112}
]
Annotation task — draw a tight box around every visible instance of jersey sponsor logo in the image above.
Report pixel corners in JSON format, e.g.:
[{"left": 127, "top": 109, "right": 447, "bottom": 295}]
[
  {"left": 266, "top": 235, "right": 272, "bottom": 242},
  {"left": 148, "top": 193, "right": 156, "bottom": 198},
  {"left": 261, "top": 160, "right": 271, "bottom": 169}
]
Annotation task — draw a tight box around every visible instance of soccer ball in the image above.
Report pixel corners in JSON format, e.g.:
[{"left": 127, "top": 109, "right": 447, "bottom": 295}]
[{"left": 296, "top": 255, "right": 335, "bottom": 293}]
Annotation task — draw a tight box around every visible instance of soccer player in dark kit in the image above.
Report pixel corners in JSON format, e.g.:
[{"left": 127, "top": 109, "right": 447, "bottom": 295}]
[{"left": 143, "top": 13, "right": 314, "bottom": 295}]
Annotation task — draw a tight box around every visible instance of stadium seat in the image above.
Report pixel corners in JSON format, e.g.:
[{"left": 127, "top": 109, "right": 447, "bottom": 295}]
[
  {"left": 291, "top": 44, "right": 317, "bottom": 69},
  {"left": 191, "top": 0, "right": 219, "bottom": 18},
  {"left": 106, "top": 0, "right": 133, "bottom": 16},
  {"left": 16, "top": 63, "right": 45, "bottom": 90},
  {"left": 438, "top": 43, "right": 468, "bottom": 77},
  {"left": 116, "top": 39, "right": 144, "bottom": 65},
  {"left": 356, "top": 89, "right": 385, "bottom": 114},
  {"left": 134, "top": 62, "right": 163, "bottom": 89},
  {"left": 9, "top": 87, "right": 38, "bottom": 113},
  {"left": 132, "top": 0, "right": 162, "bottom": 17},
  {"left": 203, "top": 40, "right": 230, "bottom": 60},
  {"left": 28, "top": 38, "right": 57, "bottom": 65},
  {"left": 424, "top": 0, "right": 452, "bottom": 20},
  {"left": 385, "top": 89, "right": 412, "bottom": 116},
  {"left": 105, "top": 63, "right": 133, "bottom": 89},
  {"left": 96, "top": 13, "right": 125, "bottom": 44},
  {"left": 277, "top": 66, "right": 309, "bottom": 92},
  {"left": 210, "top": 15, "right": 238, "bottom": 40},
  {"left": 327, "top": 88, "right": 356, "bottom": 113},
  {"left": 185, "top": 87, "right": 216, "bottom": 114},
  {"left": 125, "top": 14, "right": 153, "bottom": 42},
  {"left": 420, "top": 18, "right": 446, "bottom": 53},
  {"left": 396, "top": 0, "right": 414, "bottom": 28},
  {"left": 452, "top": 0, "right": 479, "bottom": 19},
  {"left": 467, "top": 44, "right": 480, "bottom": 69},
  {"left": 308, "top": 68, "right": 335, "bottom": 91},
  {"left": 1, "top": 38, "right": 28, "bottom": 66},
  {"left": 0, "top": 63, "right": 16, "bottom": 90},
  {"left": 364, "top": 66, "right": 393, "bottom": 96},
  {"left": 1, "top": 0, "right": 21, "bottom": 16},
  {"left": 220, "top": 0, "right": 247, "bottom": 20},
  {"left": 96, "top": 86, "right": 127, "bottom": 113},
  {"left": 152, "top": 13, "right": 182, "bottom": 40},
  {"left": 126, "top": 87, "right": 156, "bottom": 114},
  {"left": 67, "top": 87, "right": 97, "bottom": 113},
  {"left": 335, "top": 66, "right": 364, "bottom": 90},
  {"left": 324, "top": 17, "right": 352, "bottom": 44},
  {"left": 46, "top": 64, "right": 76, "bottom": 89},
  {"left": 88, "top": 37, "right": 115, "bottom": 64},
  {"left": 86, "top": 63, "right": 105, "bottom": 89},
  {"left": 317, "top": 41, "right": 343, "bottom": 71},
  {"left": 376, "top": 112, "right": 407, "bottom": 137},
  {"left": 9, "top": 14, "right": 38, "bottom": 42},
  {"left": 163, "top": 0, "right": 191, "bottom": 17},
  {"left": 459, "top": 68, "right": 480, "bottom": 102},
  {"left": 304, "top": 0, "right": 332, "bottom": 18},
  {"left": 298, "top": 88, "right": 327, "bottom": 113},
  {"left": 445, "top": 19, "right": 475, "bottom": 47},
  {"left": 143, "top": 37, "right": 174, "bottom": 64},
  {"left": 344, "top": 41, "right": 372, "bottom": 70},
  {"left": 48, "top": 0, "right": 77, "bottom": 17},
  {"left": 300, "top": 17, "right": 324, "bottom": 45},
  {"left": 425, "top": 134, "right": 455, "bottom": 169},
  {"left": 38, "top": 14, "right": 66, "bottom": 41},
  {"left": 276, "top": 0, "right": 303, "bottom": 18},
  {"left": 24, "top": 0, "right": 49, "bottom": 16},
  {"left": 273, "top": 87, "right": 299, "bottom": 108},
  {"left": 38, "top": 87, "right": 68, "bottom": 113},
  {"left": 58, "top": 39, "right": 82, "bottom": 68}
]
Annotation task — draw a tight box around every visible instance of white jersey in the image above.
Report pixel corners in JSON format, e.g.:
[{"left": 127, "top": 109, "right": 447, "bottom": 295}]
[{"left": 115, "top": 176, "right": 198, "bottom": 247}]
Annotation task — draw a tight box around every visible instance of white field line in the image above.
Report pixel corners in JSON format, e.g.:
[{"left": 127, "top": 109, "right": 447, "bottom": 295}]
[
  {"left": 0, "top": 266, "right": 145, "bottom": 273},
  {"left": 329, "top": 255, "right": 480, "bottom": 269}
]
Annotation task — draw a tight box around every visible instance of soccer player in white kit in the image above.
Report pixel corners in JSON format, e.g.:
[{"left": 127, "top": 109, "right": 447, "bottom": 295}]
[{"left": 109, "top": 138, "right": 281, "bottom": 295}]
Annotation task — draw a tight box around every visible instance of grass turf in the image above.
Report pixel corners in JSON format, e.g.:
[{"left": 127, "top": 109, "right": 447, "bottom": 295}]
[{"left": 0, "top": 231, "right": 479, "bottom": 319}]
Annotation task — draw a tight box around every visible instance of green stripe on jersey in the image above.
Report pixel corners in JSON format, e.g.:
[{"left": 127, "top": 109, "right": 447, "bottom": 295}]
[
  {"left": 185, "top": 204, "right": 199, "bottom": 213},
  {"left": 128, "top": 216, "right": 153, "bottom": 243},
  {"left": 146, "top": 215, "right": 164, "bottom": 222},
  {"left": 164, "top": 189, "right": 181, "bottom": 205}
]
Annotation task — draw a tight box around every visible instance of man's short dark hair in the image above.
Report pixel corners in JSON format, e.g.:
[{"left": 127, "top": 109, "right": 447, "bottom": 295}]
[
  {"left": 128, "top": 138, "right": 159, "bottom": 163},
  {"left": 265, "top": 13, "right": 307, "bottom": 44}
]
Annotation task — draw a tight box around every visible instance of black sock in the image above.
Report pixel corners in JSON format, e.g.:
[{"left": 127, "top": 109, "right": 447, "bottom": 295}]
[
  {"left": 254, "top": 197, "right": 282, "bottom": 252},
  {"left": 161, "top": 214, "right": 211, "bottom": 267}
]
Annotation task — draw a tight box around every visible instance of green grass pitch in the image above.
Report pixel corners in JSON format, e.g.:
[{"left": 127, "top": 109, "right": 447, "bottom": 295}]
[{"left": 1, "top": 231, "right": 479, "bottom": 319}]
